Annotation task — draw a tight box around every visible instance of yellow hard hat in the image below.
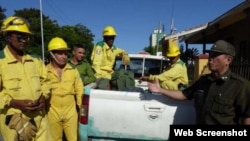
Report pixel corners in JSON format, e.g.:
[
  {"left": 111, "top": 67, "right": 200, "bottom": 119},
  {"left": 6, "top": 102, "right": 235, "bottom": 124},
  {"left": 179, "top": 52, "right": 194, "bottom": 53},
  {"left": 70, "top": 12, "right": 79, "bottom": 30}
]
[
  {"left": 102, "top": 26, "right": 117, "bottom": 36},
  {"left": 0, "top": 16, "right": 31, "bottom": 34},
  {"left": 48, "top": 37, "right": 69, "bottom": 51},
  {"left": 167, "top": 45, "right": 181, "bottom": 57}
]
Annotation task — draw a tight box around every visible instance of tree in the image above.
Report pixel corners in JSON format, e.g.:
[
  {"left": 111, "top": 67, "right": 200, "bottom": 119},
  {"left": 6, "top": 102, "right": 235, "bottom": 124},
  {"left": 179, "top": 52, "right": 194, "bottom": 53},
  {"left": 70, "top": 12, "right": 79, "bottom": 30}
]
[
  {"left": 144, "top": 46, "right": 156, "bottom": 55},
  {"left": 0, "top": 6, "right": 6, "bottom": 49},
  {"left": 14, "top": 8, "right": 60, "bottom": 56},
  {"left": 180, "top": 44, "right": 199, "bottom": 66},
  {"left": 0, "top": 8, "right": 95, "bottom": 61},
  {"left": 0, "top": 6, "right": 6, "bottom": 21},
  {"left": 55, "top": 24, "right": 94, "bottom": 61}
]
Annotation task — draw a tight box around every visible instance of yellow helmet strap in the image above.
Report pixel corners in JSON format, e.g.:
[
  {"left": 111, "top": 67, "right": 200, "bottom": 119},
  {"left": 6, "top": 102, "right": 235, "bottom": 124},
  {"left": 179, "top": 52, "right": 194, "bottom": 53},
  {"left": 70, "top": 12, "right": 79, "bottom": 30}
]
[{"left": 49, "top": 51, "right": 60, "bottom": 64}]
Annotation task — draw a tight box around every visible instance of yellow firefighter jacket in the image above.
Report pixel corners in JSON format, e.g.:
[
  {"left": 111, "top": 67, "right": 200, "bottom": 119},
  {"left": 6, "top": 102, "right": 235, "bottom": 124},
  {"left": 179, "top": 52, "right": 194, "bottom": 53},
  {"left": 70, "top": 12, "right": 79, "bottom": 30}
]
[
  {"left": 0, "top": 46, "right": 50, "bottom": 113},
  {"left": 149, "top": 59, "right": 188, "bottom": 90},
  {"left": 91, "top": 41, "right": 128, "bottom": 79}
]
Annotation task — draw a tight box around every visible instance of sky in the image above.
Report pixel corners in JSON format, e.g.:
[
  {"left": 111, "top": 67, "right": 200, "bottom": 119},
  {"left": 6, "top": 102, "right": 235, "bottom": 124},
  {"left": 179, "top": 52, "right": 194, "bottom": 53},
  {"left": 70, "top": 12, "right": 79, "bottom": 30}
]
[{"left": 0, "top": 0, "right": 245, "bottom": 54}]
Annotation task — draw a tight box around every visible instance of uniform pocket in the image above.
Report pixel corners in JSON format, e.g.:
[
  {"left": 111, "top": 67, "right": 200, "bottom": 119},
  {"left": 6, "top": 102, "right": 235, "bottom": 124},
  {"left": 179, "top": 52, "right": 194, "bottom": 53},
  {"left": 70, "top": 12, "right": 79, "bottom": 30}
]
[
  {"left": 213, "top": 96, "right": 234, "bottom": 115},
  {"left": 3, "top": 76, "right": 22, "bottom": 96}
]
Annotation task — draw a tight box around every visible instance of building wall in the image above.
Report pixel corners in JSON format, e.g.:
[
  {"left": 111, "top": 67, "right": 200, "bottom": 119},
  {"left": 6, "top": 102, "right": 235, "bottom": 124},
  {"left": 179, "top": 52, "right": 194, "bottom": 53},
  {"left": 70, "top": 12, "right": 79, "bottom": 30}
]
[
  {"left": 193, "top": 54, "right": 210, "bottom": 83},
  {"left": 150, "top": 29, "right": 165, "bottom": 47}
]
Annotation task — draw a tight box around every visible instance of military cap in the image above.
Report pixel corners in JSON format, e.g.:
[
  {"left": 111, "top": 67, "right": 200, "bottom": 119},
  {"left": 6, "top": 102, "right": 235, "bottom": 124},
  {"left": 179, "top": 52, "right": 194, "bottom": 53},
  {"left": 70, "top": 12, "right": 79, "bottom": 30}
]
[{"left": 206, "top": 40, "right": 235, "bottom": 57}]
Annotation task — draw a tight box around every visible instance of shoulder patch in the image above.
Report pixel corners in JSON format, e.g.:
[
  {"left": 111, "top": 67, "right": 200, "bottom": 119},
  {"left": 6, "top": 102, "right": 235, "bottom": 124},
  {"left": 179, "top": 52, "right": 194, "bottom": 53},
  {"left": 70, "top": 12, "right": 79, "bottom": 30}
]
[{"left": 95, "top": 49, "right": 101, "bottom": 55}]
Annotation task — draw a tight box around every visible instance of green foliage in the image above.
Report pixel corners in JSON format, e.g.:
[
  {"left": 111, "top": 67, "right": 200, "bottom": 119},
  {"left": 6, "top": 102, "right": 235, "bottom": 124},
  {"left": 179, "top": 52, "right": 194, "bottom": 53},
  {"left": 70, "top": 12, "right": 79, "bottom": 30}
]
[
  {"left": 180, "top": 44, "right": 199, "bottom": 64},
  {"left": 0, "top": 6, "right": 6, "bottom": 20},
  {"left": 12, "top": 8, "right": 61, "bottom": 56},
  {"left": 0, "top": 6, "right": 6, "bottom": 49},
  {"left": 56, "top": 24, "right": 94, "bottom": 61},
  {"left": 0, "top": 7, "right": 94, "bottom": 61},
  {"left": 144, "top": 46, "right": 155, "bottom": 55}
]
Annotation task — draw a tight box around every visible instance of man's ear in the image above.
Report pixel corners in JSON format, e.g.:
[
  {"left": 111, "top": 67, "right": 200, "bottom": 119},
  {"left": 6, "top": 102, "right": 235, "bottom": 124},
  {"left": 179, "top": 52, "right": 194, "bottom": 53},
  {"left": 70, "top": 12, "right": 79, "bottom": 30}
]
[
  {"left": 228, "top": 55, "right": 233, "bottom": 63},
  {"left": 4, "top": 33, "right": 11, "bottom": 42}
]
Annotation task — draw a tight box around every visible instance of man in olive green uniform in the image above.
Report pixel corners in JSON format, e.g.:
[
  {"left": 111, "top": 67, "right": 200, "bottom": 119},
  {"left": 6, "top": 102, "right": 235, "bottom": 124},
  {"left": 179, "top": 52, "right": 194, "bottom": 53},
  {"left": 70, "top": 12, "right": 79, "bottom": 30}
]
[
  {"left": 148, "top": 40, "right": 250, "bottom": 124},
  {"left": 91, "top": 25, "right": 130, "bottom": 89},
  {"left": 140, "top": 45, "right": 188, "bottom": 90},
  {"left": 69, "top": 43, "right": 96, "bottom": 86},
  {"left": 0, "top": 16, "right": 50, "bottom": 141},
  {"left": 46, "top": 37, "right": 83, "bottom": 141}
]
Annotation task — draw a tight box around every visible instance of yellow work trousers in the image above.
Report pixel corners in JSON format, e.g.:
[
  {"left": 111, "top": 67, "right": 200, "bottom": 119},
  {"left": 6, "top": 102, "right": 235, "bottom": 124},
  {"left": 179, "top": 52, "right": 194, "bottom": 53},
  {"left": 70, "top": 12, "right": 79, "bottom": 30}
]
[{"left": 48, "top": 96, "right": 78, "bottom": 141}]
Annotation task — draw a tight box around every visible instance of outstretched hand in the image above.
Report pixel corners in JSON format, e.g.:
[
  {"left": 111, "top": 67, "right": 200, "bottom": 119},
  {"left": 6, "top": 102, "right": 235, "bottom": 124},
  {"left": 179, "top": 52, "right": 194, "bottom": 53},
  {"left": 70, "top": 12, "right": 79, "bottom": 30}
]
[{"left": 148, "top": 79, "right": 161, "bottom": 93}]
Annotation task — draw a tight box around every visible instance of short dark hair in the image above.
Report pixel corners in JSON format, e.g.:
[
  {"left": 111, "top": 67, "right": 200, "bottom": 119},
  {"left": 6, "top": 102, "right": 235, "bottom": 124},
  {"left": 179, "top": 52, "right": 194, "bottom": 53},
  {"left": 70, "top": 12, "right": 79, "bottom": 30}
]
[{"left": 73, "top": 43, "right": 86, "bottom": 49}]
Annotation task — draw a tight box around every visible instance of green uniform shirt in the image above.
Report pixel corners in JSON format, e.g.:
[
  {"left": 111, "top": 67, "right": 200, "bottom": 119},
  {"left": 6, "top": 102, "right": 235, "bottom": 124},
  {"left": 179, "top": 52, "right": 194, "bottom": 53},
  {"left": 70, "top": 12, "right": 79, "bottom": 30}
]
[
  {"left": 183, "top": 70, "right": 250, "bottom": 124},
  {"left": 68, "top": 59, "right": 96, "bottom": 85}
]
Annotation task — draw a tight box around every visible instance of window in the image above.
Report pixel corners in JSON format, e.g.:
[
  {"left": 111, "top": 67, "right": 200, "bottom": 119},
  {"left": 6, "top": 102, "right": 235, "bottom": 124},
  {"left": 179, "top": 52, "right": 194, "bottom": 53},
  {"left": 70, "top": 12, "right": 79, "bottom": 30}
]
[{"left": 114, "top": 55, "right": 169, "bottom": 79}]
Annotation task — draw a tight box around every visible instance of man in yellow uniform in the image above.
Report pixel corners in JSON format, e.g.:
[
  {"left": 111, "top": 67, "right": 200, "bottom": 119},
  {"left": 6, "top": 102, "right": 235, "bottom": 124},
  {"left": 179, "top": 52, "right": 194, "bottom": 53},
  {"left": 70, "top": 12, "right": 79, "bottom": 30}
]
[
  {"left": 91, "top": 25, "right": 130, "bottom": 89},
  {"left": 46, "top": 37, "right": 83, "bottom": 141},
  {"left": 0, "top": 16, "right": 50, "bottom": 141},
  {"left": 140, "top": 45, "right": 188, "bottom": 90}
]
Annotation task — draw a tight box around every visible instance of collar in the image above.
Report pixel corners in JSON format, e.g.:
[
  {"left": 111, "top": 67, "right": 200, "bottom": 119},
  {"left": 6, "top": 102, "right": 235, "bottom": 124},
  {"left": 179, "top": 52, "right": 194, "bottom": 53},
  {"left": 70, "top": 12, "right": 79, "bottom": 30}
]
[
  {"left": 170, "top": 59, "right": 181, "bottom": 67},
  {"left": 208, "top": 69, "right": 232, "bottom": 82},
  {"left": 47, "top": 62, "right": 73, "bottom": 73},
  {"left": 4, "top": 46, "right": 34, "bottom": 63},
  {"left": 68, "top": 59, "right": 87, "bottom": 66},
  {"left": 220, "top": 70, "right": 231, "bottom": 81},
  {"left": 104, "top": 42, "right": 115, "bottom": 51}
]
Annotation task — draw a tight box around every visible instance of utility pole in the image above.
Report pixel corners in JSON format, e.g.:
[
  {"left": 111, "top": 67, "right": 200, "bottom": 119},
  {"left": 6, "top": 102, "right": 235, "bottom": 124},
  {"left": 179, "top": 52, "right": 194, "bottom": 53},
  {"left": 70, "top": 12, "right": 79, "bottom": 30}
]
[
  {"left": 156, "top": 21, "right": 162, "bottom": 56},
  {"left": 40, "top": 0, "right": 45, "bottom": 62},
  {"left": 156, "top": 29, "right": 159, "bottom": 55}
]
